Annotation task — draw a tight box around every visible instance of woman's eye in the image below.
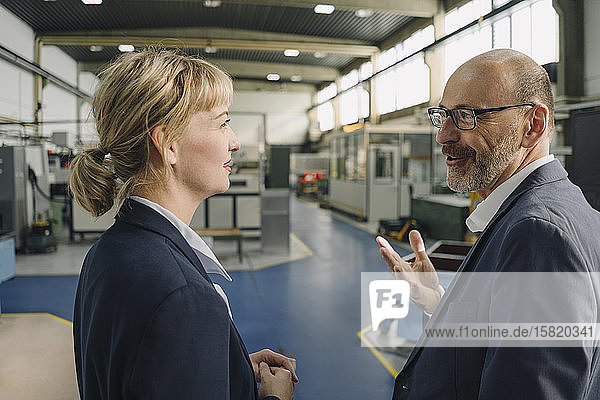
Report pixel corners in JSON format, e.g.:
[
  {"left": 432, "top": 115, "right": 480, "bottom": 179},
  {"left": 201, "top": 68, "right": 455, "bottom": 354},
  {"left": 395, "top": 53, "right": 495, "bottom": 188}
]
[{"left": 221, "top": 119, "right": 231, "bottom": 128}]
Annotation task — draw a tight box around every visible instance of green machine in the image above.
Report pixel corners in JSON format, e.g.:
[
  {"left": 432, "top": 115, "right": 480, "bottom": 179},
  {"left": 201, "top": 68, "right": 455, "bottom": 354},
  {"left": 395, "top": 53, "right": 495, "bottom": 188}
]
[{"left": 411, "top": 194, "right": 471, "bottom": 241}]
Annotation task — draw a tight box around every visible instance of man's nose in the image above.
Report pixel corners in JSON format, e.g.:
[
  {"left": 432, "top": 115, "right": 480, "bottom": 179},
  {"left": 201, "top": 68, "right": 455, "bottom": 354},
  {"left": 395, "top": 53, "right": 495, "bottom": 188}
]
[{"left": 435, "top": 117, "right": 461, "bottom": 145}]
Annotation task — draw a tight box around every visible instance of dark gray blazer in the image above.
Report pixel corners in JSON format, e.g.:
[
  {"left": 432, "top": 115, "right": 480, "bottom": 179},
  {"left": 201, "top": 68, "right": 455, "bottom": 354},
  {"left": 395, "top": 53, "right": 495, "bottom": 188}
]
[
  {"left": 74, "top": 199, "right": 262, "bottom": 399},
  {"left": 393, "top": 160, "right": 600, "bottom": 399}
]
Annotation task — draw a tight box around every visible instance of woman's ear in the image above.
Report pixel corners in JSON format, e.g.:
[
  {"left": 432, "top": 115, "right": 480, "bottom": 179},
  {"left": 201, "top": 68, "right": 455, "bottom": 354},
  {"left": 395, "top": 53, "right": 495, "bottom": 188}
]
[
  {"left": 521, "top": 104, "right": 548, "bottom": 149},
  {"left": 151, "top": 126, "right": 177, "bottom": 165}
]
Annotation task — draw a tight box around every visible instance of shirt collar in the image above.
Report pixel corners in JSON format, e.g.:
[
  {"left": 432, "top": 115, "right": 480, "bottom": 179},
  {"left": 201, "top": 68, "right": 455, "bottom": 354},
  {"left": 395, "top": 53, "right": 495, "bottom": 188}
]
[
  {"left": 466, "top": 155, "right": 556, "bottom": 233},
  {"left": 129, "top": 196, "right": 232, "bottom": 282}
]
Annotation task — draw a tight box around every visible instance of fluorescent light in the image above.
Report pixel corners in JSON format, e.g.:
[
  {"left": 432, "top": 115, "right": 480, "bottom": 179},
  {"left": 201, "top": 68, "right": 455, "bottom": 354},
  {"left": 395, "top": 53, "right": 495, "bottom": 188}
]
[
  {"left": 204, "top": 46, "right": 217, "bottom": 54},
  {"left": 313, "top": 51, "right": 326, "bottom": 59},
  {"left": 314, "top": 4, "right": 335, "bottom": 14},
  {"left": 266, "top": 73, "right": 280, "bottom": 81},
  {"left": 81, "top": 0, "right": 102, "bottom": 4},
  {"left": 290, "top": 75, "right": 302, "bottom": 82},
  {"left": 203, "top": 0, "right": 221, "bottom": 7},
  {"left": 284, "top": 49, "right": 300, "bottom": 57},
  {"left": 118, "top": 44, "right": 135, "bottom": 52},
  {"left": 89, "top": 45, "right": 104, "bottom": 52},
  {"left": 355, "top": 9, "right": 373, "bottom": 18}
]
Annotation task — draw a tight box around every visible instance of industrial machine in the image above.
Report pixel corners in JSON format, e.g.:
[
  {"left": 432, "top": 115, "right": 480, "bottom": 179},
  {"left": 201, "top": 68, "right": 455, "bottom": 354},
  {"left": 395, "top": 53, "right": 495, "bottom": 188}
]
[
  {"left": 291, "top": 152, "right": 329, "bottom": 200},
  {"left": 327, "top": 124, "right": 435, "bottom": 221},
  {"left": 0, "top": 145, "right": 52, "bottom": 250}
]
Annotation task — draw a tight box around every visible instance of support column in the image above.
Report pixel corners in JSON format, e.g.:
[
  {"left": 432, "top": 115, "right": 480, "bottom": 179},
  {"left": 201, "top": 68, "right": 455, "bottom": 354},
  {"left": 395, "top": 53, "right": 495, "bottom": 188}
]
[
  {"left": 427, "top": 7, "right": 446, "bottom": 106},
  {"left": 553, "top": 0, "right": 585, "bottom": 99},
  {"left": 33, "top": 37, "right": 43, "bottom": 137},
  {"left": 333, "top": 77, "right": 342, "bottom": 130},
  {"left": 369, "top": 52, "right": 380, "bottom": 124}
]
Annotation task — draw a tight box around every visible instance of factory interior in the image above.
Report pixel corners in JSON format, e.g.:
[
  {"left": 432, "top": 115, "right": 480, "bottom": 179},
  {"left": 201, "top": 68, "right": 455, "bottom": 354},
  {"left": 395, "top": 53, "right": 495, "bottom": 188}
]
[{"left": 0, "top": 0, "right": 599, "bottom": 399}]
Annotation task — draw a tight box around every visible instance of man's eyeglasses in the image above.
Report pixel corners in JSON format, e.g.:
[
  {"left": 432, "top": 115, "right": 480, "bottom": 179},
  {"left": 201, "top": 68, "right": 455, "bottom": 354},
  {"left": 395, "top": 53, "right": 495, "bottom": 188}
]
[{"left": 427, "top": 103, "right": 534, "bottom": 130}]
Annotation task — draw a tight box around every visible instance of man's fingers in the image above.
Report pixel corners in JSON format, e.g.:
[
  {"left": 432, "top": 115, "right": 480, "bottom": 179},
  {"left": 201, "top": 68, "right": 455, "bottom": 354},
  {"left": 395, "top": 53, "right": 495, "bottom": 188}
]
[
  {"left": 408, "top": 230, "right": 428, "bottom": 261},
  {"left": 393, "top": 260, "right": 419, "bottom": 286}
]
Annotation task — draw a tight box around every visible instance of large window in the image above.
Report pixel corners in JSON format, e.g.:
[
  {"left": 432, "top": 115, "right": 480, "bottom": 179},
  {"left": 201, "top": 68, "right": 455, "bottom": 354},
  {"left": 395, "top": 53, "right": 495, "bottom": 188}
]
[
  {"left": 375, "top": 25, "right": 434, "bottom": 115},
  {"left": 445, "top": 0, "right": 558, "bottom": 81},
  {"left": 445, "top": 0, "right": 492, "bottom": 34},
  {"left": 317, "top": 83, "right": 336, "bottom": 131}
]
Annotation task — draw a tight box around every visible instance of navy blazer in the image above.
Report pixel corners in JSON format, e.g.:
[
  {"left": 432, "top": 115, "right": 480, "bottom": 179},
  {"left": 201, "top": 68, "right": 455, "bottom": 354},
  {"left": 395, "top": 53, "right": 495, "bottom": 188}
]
[
  {"left": 74, "top": 199, "right": 260, "bottom": 399},
  {"left": 393, "top": 160, "right": 600, "bottom": 399}
]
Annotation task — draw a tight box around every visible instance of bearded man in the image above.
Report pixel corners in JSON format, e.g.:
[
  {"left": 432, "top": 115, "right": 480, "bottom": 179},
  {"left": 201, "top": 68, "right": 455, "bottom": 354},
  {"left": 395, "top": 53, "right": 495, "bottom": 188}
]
[{"left": 378, "top": 49, "right": 600, "bottom": 399}]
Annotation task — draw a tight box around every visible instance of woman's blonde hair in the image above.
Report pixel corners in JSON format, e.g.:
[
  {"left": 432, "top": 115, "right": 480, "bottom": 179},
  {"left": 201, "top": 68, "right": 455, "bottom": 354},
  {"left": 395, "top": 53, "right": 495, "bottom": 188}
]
[{"left": 69, "top": 49, "right": 233, "bottom": 217}]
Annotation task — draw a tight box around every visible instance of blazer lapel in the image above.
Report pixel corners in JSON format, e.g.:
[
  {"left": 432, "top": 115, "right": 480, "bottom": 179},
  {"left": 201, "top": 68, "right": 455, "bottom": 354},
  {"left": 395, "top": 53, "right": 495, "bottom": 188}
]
[
  {"left": 400, "top": 160, "right": 568, "bottom": 372},
  {"left": 115, "top": 199, "right": 212, "bottom": 284}
]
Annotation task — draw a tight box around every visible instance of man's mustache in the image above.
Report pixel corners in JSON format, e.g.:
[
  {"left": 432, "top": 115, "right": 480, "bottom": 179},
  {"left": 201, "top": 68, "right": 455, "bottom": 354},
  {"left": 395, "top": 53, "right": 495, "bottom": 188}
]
[{"left": 442, "top": 144, "right": 476, "bottom": 159}]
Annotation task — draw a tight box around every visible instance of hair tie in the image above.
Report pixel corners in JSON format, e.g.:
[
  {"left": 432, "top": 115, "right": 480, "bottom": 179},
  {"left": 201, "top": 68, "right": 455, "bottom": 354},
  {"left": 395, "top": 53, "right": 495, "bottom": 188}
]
[{"left": 94, "top": 147, "right": 110, "bottom": 164}]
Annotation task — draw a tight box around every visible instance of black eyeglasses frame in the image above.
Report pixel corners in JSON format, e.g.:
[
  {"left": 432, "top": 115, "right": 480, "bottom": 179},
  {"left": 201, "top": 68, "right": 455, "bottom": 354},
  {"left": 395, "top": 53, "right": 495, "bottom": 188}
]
[{"left": 427, "top": 103, "right": 535, "bottom": 130}]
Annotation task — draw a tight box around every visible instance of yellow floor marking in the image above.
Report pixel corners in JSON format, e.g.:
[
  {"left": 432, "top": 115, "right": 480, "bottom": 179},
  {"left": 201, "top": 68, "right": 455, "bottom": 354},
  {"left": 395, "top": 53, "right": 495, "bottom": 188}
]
[
  {"left": 357, "top": 325, "right": 399, "bottom": 377},
  {"left": 251, "top": 233, "right": 314, "bottom": 270},
  {"left": 2, "top": 312, "right": 72, "bottom": 326}
]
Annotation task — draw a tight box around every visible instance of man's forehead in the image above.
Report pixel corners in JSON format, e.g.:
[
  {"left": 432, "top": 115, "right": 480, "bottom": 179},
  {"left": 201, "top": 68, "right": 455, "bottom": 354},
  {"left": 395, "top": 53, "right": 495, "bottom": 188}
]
[{"left": 441, "top": 62, "right": 512, "bottom": 108}]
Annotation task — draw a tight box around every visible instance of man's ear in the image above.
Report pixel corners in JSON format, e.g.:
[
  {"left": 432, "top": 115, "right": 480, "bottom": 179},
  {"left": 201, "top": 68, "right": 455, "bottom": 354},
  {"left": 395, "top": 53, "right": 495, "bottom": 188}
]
[
  {"left": 521, "top": 104, "right": 548, "bottom": 149},
  {"left": 151, "top": 126, "right": 177, "bottom": 165}
]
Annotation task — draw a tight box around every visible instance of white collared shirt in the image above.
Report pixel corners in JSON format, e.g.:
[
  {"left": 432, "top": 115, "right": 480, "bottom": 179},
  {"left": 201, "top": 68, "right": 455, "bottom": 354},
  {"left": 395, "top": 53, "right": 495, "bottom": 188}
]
[
  {"left": 130, "top": 196, "right": 233, "bottom": 318},
  {"left": 466, "top": 155, "right": 556, "bottom": 233}
]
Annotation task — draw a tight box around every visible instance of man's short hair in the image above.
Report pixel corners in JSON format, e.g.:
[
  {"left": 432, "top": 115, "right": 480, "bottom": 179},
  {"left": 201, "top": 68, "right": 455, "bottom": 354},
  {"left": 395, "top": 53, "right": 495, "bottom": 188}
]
[{"left": 513, "top": 62, "right": 555, "bottom": 132}]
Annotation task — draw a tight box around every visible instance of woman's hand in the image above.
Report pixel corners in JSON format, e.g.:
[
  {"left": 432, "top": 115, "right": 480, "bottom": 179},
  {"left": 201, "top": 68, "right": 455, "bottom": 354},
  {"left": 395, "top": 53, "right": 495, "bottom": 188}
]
[
  {"left": 249, "top": 349, "right": 298, "bottom": 383},
  {"left": 258, "top": 362, "right": 294, "bottom": 400},
  {"left": 377, "top": 230, "right": 441, "bottom": 314}
]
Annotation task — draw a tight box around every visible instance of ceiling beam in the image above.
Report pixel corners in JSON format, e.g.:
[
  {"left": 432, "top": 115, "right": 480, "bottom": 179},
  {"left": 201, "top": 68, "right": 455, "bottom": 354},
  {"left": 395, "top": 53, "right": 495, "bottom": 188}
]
[
  {"left": 80, "top": 59, "right": 339, "bottom": 83},
  {"left": 131, "top": 0, "right": 439, "bottom": 17},
  {"left": 41, "top": 27, "right": 372, "bottom": 46},
  {"left": 39, "top": 34, "right": 378, "bottom": 56}
]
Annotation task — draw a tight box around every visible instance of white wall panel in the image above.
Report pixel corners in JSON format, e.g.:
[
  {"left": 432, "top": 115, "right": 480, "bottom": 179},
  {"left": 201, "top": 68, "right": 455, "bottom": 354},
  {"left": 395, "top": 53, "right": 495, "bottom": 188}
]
[
  {"left": 0, "top": 62, "right": 34, "bottom": 121},
  {"left": 41, "top": 45, "right": 77, "bottom": 86},
  {"left": 266, "top": 114, "right": 309, "bottom": 145},
  {"left": 0, "top": 5, "right": 35, "bottom": 61},
  {"left": 231, "top": 91, "right": 311, "bottom": 113},
  {"left": 230, "top": 91, "right": 311, "bottom": 145},
  {"left": 42, "top": 85, "right": 78, "bottom": 140},
  {"left": 78, "top": 71, "right": 99, "bottom": 95},
  {"left": 0, "top": 5, "right": 35, "bottom": 121}
]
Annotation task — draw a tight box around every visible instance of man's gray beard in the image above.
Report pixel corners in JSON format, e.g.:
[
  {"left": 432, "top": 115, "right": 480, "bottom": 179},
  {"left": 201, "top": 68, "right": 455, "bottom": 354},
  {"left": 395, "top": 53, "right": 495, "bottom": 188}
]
[{"left": 447, "top": 131, "right": 521, "bottom": 193}]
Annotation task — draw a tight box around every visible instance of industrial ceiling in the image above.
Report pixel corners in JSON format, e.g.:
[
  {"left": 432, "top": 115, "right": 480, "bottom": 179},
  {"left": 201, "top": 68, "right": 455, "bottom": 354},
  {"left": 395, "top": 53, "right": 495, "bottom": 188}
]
[{"left": 0, "top": 0, "right": 437, "bottom": 85}]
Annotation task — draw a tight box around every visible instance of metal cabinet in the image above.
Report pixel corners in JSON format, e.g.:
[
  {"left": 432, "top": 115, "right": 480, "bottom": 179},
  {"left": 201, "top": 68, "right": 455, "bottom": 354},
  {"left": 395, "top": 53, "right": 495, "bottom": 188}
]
[{"left": 328, "top": 124, "right": 436, "bottom": 221}]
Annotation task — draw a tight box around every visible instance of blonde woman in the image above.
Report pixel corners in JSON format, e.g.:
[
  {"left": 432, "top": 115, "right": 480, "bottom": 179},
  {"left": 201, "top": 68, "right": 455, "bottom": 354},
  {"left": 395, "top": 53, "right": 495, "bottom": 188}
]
[{"left": 70, "top": 50, "right": 297, "bottom": 400}]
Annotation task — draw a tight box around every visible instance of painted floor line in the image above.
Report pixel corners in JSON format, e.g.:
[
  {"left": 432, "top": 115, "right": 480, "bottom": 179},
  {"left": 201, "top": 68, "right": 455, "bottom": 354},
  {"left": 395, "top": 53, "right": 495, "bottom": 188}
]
[
  {"left": 251, "top": 233, "right": 314, "bottom": 271},
  {"left": 357, "top": 325, "right": 399, "bottom": 378},
  {"left": 2, "top": 312, "right": 73, "bottom": 326}
]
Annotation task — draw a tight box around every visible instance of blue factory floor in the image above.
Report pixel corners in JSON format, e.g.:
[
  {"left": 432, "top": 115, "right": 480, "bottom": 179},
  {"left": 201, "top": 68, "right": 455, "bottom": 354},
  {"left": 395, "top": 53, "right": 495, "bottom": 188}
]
[{"left": 0, "top": 197, "right": 413, "bottom": 400}]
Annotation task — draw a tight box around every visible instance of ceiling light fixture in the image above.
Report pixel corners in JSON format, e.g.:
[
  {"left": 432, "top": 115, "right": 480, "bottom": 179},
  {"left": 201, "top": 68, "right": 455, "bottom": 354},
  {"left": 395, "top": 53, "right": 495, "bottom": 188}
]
[
  {"left": 204, "top": 46, "right": 217, "bottom": 54},
  {"left": 284, "top": 49, "right": 300, "bottom": 57},
  {"left": 314, "top": 4, "right": 335, "bottom": 14},
  {"left": 313, "top": 51, "right": 326, "bottom": 58},
  {"left": 355, "top": 9, "right": 373, "bottom": 18},
  {"left": 266, "top": 73, "right": 280, "bottom": 81},
  {"left": 203, "top": 0, "right": 221, "bottom": 7},
  {"left": 290, "top": 75, "right": 302, "bottom": 82},
  {"left": 118, "top": 44, "right": 135, "bottom": 52},
  {"left": 81, "top": 0, "right": 102, "bottom": 4},
  {"left": 89, "top": 45, "right": 104, "bottom": 52}
]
